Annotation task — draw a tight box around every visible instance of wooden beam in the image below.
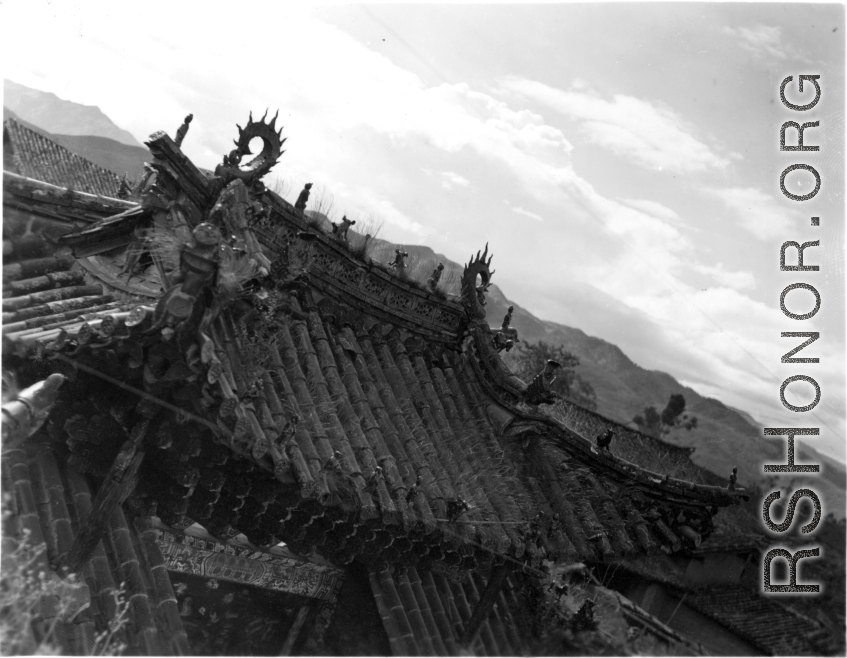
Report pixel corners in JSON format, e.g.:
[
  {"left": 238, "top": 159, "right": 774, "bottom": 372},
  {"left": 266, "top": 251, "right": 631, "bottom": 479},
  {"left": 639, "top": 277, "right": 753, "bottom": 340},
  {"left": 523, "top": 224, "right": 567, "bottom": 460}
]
[
  {"left": 279, "top": 605, "right": 311, "bottom": 656},
  {"left": 145, "top": 131, "right": 214, "bottom": 211},
  {"left": 460, "top": 562, "right": 513, "bottom": 647},
  {"left": 58, "top": 418, "right": 151, "bottom": 574}
]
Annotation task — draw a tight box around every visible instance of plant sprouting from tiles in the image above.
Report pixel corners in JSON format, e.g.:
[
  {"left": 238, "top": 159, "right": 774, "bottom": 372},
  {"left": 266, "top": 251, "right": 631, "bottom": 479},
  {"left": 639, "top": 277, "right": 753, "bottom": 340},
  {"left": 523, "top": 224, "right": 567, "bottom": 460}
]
[
  {"left": 307, "top": 186, "right": 337, "bottom": 223},
  {"left": 230, "top": 322, "right": 275, "bottom": 394},
  {"left": 0, "top": 521, "right": 129, "bottom": 655},
  {"left": 436, "top": 263, "right": 461, "bottom": 297},
  {"left": 216, "top": 245, "right": 260, "bottom": 302},
  {"left": 401, "top": 257, "right": 461, "bottom": 299},
  {"left": 1, "top": 371, "right": 21, "bottom": 405},
  {"left": 124, "top": 227, "right": 183, "bottom": 285},
  {"left": 267, "top": 175, "right": 292, "bottom": 203},
  {"left": 345, "top": 213, "right": 383, "bottom": 261}
]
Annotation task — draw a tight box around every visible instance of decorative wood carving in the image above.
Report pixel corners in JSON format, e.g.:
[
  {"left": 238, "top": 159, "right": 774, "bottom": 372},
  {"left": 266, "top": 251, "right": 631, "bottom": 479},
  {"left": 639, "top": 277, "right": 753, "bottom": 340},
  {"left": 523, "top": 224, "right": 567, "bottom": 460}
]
[
  {"left": 156, "top": 529, "right": 344, "bottom": 601},
  {"left": 254, "top": 195, "right": 468, "bottom": 341}
]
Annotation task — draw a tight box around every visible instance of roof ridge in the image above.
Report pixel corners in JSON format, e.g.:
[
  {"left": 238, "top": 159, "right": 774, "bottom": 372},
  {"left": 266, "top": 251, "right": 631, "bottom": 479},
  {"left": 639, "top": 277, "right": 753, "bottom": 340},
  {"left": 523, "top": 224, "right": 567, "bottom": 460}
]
[{"left": 461, "top": 319, "right": 748, "bottom": 507}]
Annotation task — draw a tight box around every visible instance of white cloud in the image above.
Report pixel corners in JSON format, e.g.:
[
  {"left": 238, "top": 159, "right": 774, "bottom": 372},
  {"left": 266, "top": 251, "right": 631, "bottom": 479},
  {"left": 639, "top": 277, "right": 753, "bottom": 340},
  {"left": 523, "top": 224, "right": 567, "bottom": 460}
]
[
  {"left": 501, "top": 78, "right": 732, "bottom": 173},
  {"left": 511, "top": 206, "right": 544, "bottom": 222},
  {"left": 722, "top": 25, "right": 797, "bottom": 61},
  {"left": 710, "top": 187, "right": 796, "bottom": 240},
  {"left": 441, "top": 171, "right": 470, "bottom": 189},
  {"left": 621, "top": 199, "right": 681, "bottom": 223},
  {"left": 691, "top": 263, "right": 757, "bottom": 290}
]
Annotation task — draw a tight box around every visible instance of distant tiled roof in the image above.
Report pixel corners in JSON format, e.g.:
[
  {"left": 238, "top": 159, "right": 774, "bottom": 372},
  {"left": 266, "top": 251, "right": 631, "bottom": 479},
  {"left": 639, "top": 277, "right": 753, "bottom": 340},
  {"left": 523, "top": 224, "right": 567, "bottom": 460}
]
[
  {"left": 615, "top": 556, "right": 837, "bottom": 656},
  {"left": 4, "top": 118, "right": 125, "bottom": 197},
  {"left": 684, "top": 584, "right": 836, "bottom": 655}
]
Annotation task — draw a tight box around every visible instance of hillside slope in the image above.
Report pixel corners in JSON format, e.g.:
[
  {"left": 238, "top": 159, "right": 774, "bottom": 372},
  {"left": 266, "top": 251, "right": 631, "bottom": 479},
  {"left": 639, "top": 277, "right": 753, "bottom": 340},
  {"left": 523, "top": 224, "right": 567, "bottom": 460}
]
[
  {"left": 4, "top": 79, "right": 143, "bottom": 148},
  {"left": 4, "top": 107, "right": 149, "bottom": 180}
]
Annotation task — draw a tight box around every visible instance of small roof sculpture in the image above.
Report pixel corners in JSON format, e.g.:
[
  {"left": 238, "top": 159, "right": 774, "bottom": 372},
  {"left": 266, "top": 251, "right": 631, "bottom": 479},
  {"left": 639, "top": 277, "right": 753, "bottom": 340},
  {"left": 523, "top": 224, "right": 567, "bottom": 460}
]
[{"left": 295, "top": 183, "right": 313, "bottom": 212}]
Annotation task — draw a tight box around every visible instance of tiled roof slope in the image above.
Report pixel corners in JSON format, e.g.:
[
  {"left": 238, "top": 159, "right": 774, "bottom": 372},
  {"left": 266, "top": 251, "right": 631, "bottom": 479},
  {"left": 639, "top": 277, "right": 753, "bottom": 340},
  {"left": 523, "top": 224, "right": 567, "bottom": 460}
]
[
  {"left": 368, "top": 565, "right": 527, "bottom": 656},
  {"left": 612, "top": 555, "right": 837, "bottom": 656},
  {"left": 5, "top": 122, "right": 746, "bottom": 573},
  {"left": 368, "top": 563, "right": 706, "bottom": 657},
  {"left": 4, "top": 118, "right": 127, "bottom": 197},
  {"left": 684, "top": 584, "right": 837, "bottom": 655},
  {"left": 17, "top": 287, "right": 728, "bottom": 571},
  {"left": 2, "top": 175, "right": 140, "bottom": 355},
  {"left": 1, "top": 438, "right": 190, "bottom": 655}
]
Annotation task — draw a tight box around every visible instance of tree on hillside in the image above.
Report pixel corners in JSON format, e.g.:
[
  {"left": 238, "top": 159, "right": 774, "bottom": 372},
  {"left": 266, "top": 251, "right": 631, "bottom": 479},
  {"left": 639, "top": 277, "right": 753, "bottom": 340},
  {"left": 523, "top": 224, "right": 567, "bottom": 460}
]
[
  {"left": 512, "top": 341, "right": 597, "bottom": 410},
  {"left": 632, "top": 393, "right": 697, "bottom": 439}
]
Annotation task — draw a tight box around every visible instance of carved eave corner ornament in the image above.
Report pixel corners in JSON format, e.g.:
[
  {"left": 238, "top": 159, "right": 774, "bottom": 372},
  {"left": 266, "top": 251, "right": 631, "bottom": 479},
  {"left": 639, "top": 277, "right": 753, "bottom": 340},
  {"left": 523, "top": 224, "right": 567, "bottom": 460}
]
[
  {"left": 459, "top": 245, "right": 538, "bottom": 406},
  {"left": 461, "top": 243, "right": 495, "bottom": 323}
]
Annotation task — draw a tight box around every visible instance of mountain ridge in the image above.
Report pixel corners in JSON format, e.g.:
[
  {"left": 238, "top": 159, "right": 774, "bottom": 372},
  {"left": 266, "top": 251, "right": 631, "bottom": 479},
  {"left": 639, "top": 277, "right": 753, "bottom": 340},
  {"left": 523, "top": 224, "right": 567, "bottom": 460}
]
[
  {"left": 4, "top": 106, "right": 149, "bottom": 181},
  {"left": 4, "top": 79, "right": 143, "bottom": 148}
]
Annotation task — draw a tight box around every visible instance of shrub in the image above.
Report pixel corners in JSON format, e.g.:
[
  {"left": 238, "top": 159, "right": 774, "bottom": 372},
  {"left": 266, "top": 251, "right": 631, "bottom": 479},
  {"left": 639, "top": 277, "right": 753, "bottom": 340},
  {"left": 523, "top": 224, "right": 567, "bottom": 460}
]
[{"left": 0, "top": 519, "right": 129, "bottom": 655}]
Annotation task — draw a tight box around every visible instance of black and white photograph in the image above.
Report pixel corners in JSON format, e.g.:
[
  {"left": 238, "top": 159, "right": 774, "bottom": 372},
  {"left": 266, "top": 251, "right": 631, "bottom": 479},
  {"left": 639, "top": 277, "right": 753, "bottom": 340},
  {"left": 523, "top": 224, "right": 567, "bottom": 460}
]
[{"left": 1, "top": 2, "right": 845, "bottom": 655}]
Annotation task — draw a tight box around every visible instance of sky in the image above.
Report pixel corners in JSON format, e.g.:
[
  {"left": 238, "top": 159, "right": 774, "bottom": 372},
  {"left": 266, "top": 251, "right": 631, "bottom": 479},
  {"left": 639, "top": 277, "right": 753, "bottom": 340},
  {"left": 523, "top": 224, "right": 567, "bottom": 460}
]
[{"left": 3, "top": 2, "right": 845, "bottom": 462}]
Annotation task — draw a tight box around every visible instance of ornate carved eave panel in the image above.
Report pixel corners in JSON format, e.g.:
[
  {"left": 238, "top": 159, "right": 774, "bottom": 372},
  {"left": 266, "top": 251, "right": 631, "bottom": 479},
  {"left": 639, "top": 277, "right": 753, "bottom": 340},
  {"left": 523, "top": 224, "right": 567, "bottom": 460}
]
[
  {"left": 254, "top": 199, "right": 467, "bottom": 342},
  {"left": 156, "top": 528, "right": 345, "bottom": 601}
]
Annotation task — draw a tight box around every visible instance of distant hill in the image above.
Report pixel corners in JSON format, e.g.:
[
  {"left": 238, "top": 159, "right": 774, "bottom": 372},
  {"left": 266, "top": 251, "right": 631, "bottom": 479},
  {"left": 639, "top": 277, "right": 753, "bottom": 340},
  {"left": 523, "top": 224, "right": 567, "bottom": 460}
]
[
  {"left": 45, "top": 133, "right": 149, "bottom": 181},
  {"left": 4, "top": 106, "right": 149, "bottom": 181},
  {"left": 4, "top": 79, "right": 143, "bottom": 148}
]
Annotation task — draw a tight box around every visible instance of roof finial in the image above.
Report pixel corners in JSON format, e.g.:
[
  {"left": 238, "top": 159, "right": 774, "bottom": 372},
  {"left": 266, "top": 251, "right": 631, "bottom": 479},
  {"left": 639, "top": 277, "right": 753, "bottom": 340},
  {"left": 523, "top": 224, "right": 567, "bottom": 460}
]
[
  {"left": 295, "top": 183, "right": 313, "bottom": 213},
  {"left": 174, "top": 114, "right": 193, "bottom": 147}
]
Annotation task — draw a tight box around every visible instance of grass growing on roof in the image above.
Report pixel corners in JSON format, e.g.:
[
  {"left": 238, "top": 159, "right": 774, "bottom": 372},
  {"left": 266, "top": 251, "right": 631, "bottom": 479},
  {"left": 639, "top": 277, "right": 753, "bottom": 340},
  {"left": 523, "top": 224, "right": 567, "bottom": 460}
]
[
  {"left": 0, "top": 521, "right": 130, "bottom": 655},
  {"left": 346, "top": 214, "right": 383, "bottom": 261}
]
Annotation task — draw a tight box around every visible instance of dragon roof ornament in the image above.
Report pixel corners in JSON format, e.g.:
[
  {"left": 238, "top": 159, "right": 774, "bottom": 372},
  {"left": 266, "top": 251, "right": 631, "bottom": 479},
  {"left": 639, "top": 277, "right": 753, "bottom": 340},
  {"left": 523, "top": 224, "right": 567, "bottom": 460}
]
[
  {"left": 215, "top": 110, "right": 286, "bottom": 186},
  {"left": 461, "top": 243, "right": 495, "bottom": 321}
]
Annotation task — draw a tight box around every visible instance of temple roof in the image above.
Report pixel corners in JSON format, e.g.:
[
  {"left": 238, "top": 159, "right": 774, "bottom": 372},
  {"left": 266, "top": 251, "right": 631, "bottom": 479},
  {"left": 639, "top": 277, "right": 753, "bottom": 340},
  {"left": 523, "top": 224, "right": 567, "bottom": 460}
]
[{"left": 2, "top": 114, "right": 749, "bottom": 580}]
